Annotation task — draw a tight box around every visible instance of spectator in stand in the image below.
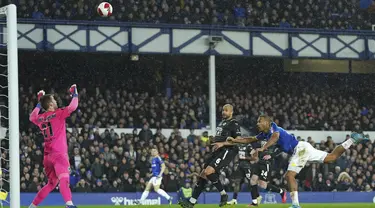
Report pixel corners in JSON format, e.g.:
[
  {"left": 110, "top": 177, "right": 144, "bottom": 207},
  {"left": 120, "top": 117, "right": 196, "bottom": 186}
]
[{"left": 3, "top": 0, "right": 374, "bottom": 30}]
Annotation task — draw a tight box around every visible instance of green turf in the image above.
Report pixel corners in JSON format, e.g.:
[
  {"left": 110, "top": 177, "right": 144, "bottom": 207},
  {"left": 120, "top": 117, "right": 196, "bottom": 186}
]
[{"left": 12, "top": 204, "right": 374, "bottom": 208}]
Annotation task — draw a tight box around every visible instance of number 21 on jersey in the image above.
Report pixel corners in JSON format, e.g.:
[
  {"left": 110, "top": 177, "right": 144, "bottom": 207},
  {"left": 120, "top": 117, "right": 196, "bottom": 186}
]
[{"left": 41, "top": 122, "right": 53, "bottom": 139}]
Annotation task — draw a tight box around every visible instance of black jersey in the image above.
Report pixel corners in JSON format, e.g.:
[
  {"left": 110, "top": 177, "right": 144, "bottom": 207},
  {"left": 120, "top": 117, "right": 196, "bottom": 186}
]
[
  {"left": 238, "top": 144, "right": 253, "bottom": 167},
  {"left": 238, "top": 144, "right": 253, "bottom": 161},
  {"left": 213, "top": 118, "right": 241, "bottom": 143},
  {"left": 258, "top": 141, "right": 283, "bottom": 164}
]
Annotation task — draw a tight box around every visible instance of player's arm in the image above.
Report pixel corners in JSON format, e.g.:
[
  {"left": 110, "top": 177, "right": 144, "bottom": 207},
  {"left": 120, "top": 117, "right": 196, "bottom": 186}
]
[
  {"left": 29, "top": 104, "right": 42, "bottom": 125},
  {"left": 29, "top": 90, "right": 45, "bottom": 125},
  {"left": 250, "top": 149, "right": 259, "bottom": 161},
  {"left": 260, "top": 132, "right": 280, "bottom": 151},
  {"left": 59, "top": 85, "right": 79, "bottom": 119},
  {"left": 228, "top": 136, "right": 258, "bottom": 144},
  {"left": 159, "top": 163, "right": 166, "bottom": 178},
  {"left": 226, "top": 120, "right": 254, "bottom": 144}
]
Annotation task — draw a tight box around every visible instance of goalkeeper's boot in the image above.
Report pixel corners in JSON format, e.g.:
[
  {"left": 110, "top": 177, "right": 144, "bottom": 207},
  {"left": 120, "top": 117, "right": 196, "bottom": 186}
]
[
  {"left": 281, "top": 188, "right": 287, "bottom": 203},
  {"left": 66, "top": 206, "right": 77, "bottom": 208},
  {"left": 351, "top": 132, "right": 370, "bottom": 144},
  {"left": 248, "top": 202, "right": 258, "bottom": 207},
  {"left": 227, "top": 199, "right": 237, "bottom": 205},
  {"left": 219, "top": 194, "right": 229, "bottom": 207},
  {"left": 289, "top": 205, "right": 301, "bottom": 208}
]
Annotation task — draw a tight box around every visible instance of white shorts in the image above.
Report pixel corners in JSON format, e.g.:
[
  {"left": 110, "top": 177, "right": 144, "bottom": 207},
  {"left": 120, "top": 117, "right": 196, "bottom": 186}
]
[
  {"left": 148, "top": 176, "right": 162, "bottom": 186},
  {"left": 287, "top": 141, "right": 328, "bottom": 173}
]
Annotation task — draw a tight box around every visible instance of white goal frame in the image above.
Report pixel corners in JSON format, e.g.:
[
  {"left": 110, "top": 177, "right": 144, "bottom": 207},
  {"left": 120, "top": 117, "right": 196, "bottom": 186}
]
[{"left": 0, "top": 4, "right": 19, "bottom": 208}]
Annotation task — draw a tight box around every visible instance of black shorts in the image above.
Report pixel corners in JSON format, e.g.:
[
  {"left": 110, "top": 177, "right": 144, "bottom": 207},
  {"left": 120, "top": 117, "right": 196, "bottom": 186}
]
[
  {"left": 204, "top": 147, "right": 237, "bottom": 172},
  {"left": 233, "top": 162, "right": 252, "bottom": 181},
  {"left": 251, "top": 163, "right": 271, "bottom": 181}
]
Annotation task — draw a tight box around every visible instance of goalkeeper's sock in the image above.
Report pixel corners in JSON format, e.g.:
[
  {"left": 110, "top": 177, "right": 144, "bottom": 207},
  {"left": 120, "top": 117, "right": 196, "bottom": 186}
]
[{"left": 291, "top": 191, "right": 300, "bottom": 206}]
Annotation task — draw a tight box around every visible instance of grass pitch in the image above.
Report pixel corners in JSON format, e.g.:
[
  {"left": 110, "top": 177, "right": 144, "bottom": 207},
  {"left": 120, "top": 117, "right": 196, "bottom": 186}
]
[{"left": 12, "top": 204, "right": 375, "bottom": 208}]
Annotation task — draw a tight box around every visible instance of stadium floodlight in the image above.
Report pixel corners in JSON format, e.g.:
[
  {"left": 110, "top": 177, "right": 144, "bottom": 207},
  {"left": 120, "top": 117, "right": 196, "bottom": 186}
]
[{"left": 0, "top": 4, "right": 20, "bottom": 208}]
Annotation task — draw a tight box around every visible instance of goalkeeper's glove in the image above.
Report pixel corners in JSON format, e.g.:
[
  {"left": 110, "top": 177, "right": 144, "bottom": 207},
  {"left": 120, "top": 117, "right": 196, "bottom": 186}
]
[
  {"left": 69, "top": 84, "right": 78, "bottom": 97},
  {"left": 37, "top": 90, "right": 45, "bottom": 102}
]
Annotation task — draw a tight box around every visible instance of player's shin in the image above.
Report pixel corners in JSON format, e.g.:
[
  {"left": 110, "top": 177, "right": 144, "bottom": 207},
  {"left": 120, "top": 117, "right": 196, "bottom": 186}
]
[
  {"left": 250, "top": 185, "right": 260, "bottom": 204},
  {"left": 31, "top": 179, "right": 58, "bottom": 207},
  {"left": 265, "top": 183, "right": 283, "bottom": 194},
  {"left": 156, "top": 188, "right": 171, "bottom": 200},
  {"left": 190, "top": 177, "right": 207, "bottom": 204},
  {"left": 206, "top": 173, "right": 226, "bottom": 195},
  {"left": 286, "top": 172, "right": 299, "bottom": 206},
  {"left": 59, "top": 177, "right": 73, "bottom": 205}
]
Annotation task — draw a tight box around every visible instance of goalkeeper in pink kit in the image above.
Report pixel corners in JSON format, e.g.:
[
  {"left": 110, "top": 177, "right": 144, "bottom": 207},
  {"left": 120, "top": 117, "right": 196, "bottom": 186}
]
[{"left": 28, "top": 84, "right": 79, "bottom": 208}]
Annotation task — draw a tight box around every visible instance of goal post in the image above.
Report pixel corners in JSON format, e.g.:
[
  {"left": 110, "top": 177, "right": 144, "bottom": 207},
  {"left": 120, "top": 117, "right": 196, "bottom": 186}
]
[{"left": 0, "top": 4, "right": 20, "bottom": 208}]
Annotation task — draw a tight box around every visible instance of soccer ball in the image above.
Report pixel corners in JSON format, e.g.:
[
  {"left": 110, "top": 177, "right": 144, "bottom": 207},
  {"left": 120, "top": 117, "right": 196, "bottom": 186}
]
[{"left": 97, "top": 2, "right": 113, "bottom": 17}]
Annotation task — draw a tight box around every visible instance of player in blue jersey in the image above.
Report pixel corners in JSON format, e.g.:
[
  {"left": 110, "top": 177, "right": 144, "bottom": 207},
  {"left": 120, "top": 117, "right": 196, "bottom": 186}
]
[
  {"left": 228, "top": 115, "right": 369, "bottom": 208},
  {"left": 137, "top": 148, "right": 173, "bottom": 205}
]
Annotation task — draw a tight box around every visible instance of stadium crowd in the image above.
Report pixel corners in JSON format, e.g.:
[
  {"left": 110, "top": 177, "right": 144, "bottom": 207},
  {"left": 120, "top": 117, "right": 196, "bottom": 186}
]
[
  {"left": 3, "top": 0, "right": 374, "bottom": 30},
  {"left": 3, "top": 52, "right": 372, "bottom": 193}
]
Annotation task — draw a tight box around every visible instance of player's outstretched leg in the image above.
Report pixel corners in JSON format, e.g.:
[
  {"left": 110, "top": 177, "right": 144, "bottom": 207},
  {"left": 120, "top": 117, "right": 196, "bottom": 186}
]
[
  {"left": 155, "top": 187, "right": 173, "bottom": 205},
  {"left": 285, "top": 171, "right": 300, "bottom": 208},
  {"left": 248, "top": 175, "right": 260, "bottom": 207},
  {"left": 227, "top": 178, "right": 242, "bottom": 205},
  {"left": 205, "top": 166, "right": 228, "bottom": 207},
  {"left": 258, "top": 180, "right": 287, "bottom": 203},
  {"left": 178, "top": 173, "right": 207, "bottom": 208},
  {"left": 59, "top": 175, "right": 76, "bottom": 208},
  {"left": 28, "top": 178, "right": 59, "bottom": 208},
  {"left": 136, "top": 182, "right": 152, "bottom": 205},
  {"left": 324, "top": 132, "right": 369, "bottom": 163}
]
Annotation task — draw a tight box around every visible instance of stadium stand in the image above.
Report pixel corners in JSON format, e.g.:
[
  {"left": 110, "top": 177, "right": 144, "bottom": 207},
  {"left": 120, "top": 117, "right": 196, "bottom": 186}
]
[
  {"left": 13, "top": 52, "right": 375, "bottom": 193},
  {"left": 3, "top": 0, "right": 375, "bottom": 29}
]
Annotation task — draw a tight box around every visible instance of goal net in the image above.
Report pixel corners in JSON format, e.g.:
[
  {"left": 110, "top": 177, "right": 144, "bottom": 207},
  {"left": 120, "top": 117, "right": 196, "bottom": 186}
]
[{"left": 0, "top": 4, "right": 20, "bottom": 208}]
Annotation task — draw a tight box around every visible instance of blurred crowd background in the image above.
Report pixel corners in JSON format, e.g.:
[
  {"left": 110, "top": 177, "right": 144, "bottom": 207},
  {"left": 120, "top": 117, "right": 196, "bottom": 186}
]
[
  {"left": 2, "top": 0, "right": 374, "bottom": 29},
  {"left": 1, "top": 52, "right": 373, "bottom": 193}
]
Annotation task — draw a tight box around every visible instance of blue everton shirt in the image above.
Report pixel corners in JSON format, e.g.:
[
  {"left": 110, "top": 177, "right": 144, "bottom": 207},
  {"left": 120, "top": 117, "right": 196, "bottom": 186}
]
[
  {"left": 151, "top": 156, "right": 163, "bottom": 177},
  {"left": 256, "top": 122, "right": 298, "bottom": 155}
]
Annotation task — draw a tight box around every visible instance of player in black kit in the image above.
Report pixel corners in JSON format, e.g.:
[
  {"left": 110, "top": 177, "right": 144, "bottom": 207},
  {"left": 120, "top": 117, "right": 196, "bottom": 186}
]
[
  {"left": 178, "top": 104, "right": 242, "bottom": 208},
  {"left": 247, "top": 143, "right": 287, "bottom": 206},
  {"left": 227, "top": 143, "right": 257, "bottom": 205},
  {"left": 226, "top": 141, "right": 287, "bottom": 206}
]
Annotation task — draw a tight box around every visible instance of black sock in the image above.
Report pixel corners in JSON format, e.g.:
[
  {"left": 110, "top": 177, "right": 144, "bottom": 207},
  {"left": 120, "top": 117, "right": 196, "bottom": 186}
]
[
  {"left": 250, "top": 185, "right": 259, "bottom": 202},
  {"left": 266, "top": 184, "right": 282, "bottom": 193},
  {"left": 233, "top": 192, "right": 238, "bottom": 199},
  {"left": 206, "top": 173, "right": 225, "bottom": 193},
  {"left": 191, "top": 177, "right": 207, "bottom": 201}
]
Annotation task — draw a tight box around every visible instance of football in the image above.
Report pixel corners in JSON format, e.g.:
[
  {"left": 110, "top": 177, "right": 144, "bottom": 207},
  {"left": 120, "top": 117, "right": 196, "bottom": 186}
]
[{"left": 97, "top": 2, "right": 113, "bottom": 17}]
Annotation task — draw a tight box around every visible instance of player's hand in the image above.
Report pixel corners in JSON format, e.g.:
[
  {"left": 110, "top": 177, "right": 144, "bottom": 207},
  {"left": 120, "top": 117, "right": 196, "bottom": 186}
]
[
  {"left": 263, "top": 155, "right": 271, "bottom": 160},
  {"left": 157, "top": 175, "right": 162, "bottom": 178},
  {"left": 69, "top": 84, "right": 78, "bottom": 96},
  {"left": 37, "top": 90, "right": 45, "bottom": 101},
  {"left": 212, "top": 142, "right": 225, "bottom": 151},
  {"left": 226, "top": 137, "right": 235, "bottom": 143},
  {"left": 256, "top": 147, "right": 265, "bottom": 152}
]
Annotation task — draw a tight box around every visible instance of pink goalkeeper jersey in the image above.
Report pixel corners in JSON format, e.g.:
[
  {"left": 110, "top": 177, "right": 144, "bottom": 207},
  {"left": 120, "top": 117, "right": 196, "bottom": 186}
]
[{"left": 29, "top": 97, "right": 78, "bottom": 155}]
